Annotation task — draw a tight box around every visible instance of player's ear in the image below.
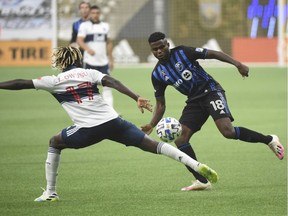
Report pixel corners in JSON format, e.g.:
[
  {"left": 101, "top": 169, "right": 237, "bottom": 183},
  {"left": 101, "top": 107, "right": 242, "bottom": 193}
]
[{"left": 167, "top": 42, "right": 170, "bottom": 48}]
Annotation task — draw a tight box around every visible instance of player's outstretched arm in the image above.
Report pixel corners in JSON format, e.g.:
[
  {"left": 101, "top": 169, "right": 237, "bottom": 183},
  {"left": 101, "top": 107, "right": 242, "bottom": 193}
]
[
  {"left": 0, "top": 79, "right": 34, "bottom": 90},
  {"left": 206, "top": 50, "right": 249, "bottom": 77},
  {"left": 101, "top": 76, "right": 152, "bottom": 113},
  {"left": 141, "top": 96, "right": 166, "bottom": 135}
]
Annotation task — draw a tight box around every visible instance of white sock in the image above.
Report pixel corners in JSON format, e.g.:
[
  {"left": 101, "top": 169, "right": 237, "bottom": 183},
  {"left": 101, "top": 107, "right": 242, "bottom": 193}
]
[
  {"left": 157, "top": 142, "right": 201, "bottom": 172},
  {"left": 45, "top": 147, "right": 61, "bottom": 195},
  {"left": 102, "top": 86, "right": 113, "bottom": 107}
]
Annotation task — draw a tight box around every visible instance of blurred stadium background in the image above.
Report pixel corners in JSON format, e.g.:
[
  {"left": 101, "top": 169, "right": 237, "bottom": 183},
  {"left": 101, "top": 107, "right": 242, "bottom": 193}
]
[{"left": 0, "top": 0, "right": 287, "bottom": 67}]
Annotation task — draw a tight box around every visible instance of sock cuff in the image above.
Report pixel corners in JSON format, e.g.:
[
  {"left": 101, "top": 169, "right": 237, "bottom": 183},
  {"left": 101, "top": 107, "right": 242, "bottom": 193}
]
[
  {"left": 234, "top": 127, "right": 240, "bottom": 139},
  {"left": 157, "top": 142, "right": 165, "bottom": 154},
  {"left": 178, "top": 143, "right": 191, "bottom": 150},
  {"left": 48, "top": 147, "right": 61, "bottom": 154}
]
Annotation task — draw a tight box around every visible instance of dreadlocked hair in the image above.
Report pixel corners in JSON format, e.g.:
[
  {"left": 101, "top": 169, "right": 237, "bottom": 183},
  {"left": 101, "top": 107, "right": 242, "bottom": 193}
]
[{"left": 53, "top": 46, "right": 82, "bottom": 70}]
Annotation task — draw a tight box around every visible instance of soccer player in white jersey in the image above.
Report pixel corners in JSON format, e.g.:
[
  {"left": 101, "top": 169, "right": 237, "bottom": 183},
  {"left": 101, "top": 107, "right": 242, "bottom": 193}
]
[
  {"left": 0, "top": 47, "right": 218, "bottom": 202},
  {"left": 69, "top": 1, "right": 91, "bottom": 54},
  {"left": 77, "top": 5, "right": 114, "bottom": 107}
]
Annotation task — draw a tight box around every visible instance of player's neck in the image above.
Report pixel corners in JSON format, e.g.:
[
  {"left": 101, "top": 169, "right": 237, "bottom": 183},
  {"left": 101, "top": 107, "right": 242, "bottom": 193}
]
[
  {"left": 90, "top": 19, "right": 100, "bottom": 24},
  {"left": 62, "top": 65, "right": 77, "bottom": 73}
]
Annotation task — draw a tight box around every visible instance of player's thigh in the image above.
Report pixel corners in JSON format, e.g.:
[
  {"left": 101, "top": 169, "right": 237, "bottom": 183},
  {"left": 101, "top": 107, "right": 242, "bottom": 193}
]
[
  {"left": 205, "top": 91, "right": 234, "bottom": 122},
  {"left": 61, "top": 125, "right": 105, "bottom": 149},
  {"left": 179, "top": 100, "right": 209, "bottom": 134},
  {"left": 108, "top": 118, "right": 146, "bottom": 148}
]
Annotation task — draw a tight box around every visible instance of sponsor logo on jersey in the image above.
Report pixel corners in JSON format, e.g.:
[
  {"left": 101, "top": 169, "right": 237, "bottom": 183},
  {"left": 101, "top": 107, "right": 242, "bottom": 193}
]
[
  {"left": 161, "top": 70, "right": 169, "bottom": 81},
  {"left": 173, "top": 79, "right": 183, "bottom": 88},
  {"left": 181, "top": 70, "right": 193, "bottom": 81},
  {"left": 175, "top": 61, "right": 184, "bottom": 72},
  {"left": 93, "top": 33, "right": 106, "bottom": 42}
]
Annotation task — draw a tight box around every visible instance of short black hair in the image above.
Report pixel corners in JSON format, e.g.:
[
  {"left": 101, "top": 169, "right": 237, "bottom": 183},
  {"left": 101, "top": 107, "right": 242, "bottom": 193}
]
[
  {"left": 90, "top": 5, "right": 100, "bottom": 10},
  {"left": 148, "top": 32, "right": 166, "bottom": 43}
]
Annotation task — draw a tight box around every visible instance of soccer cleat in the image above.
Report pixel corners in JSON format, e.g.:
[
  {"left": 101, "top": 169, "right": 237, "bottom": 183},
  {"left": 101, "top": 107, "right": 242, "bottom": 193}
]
[
  {"left": 181, "top": 180, "right": 211, "bottom": 191},
  {"left": 198, "top": 164, "right": 219, "bottom": 183},
  {"left": 34, "top": 188, "right": 59, "bottom": 202},
  {"left": 268, "top": 135, "right": 284, "bottom": 160}
]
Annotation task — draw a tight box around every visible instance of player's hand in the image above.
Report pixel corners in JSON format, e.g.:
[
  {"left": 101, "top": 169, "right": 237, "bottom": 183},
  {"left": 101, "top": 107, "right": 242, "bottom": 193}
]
[
  {"left": 87, "top": 49, "right": 95, "bottom": 55},
  {"left": 141, "top": 124, "right": 153, "bottom": 135},
  {"left": 137, "top": 97, "right": 153, "bottom": 113},
  {"left": 237, "top": 63, "right": 249, "bottom": 78}
]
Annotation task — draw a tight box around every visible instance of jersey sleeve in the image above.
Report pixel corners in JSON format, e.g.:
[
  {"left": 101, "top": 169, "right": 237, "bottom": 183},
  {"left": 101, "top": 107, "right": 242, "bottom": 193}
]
[
  {"left": 152, "top": 73, "right": 167, "bottom": 98},
  {"left": 32, "top": 76, "right": 56, "bottom": 92},
  {"left": 89, "top": 69, "right": 106, "bottom": 85},
  {"left": 182, "top": 46, "right": 208, "bottom": 61},
  {"left": 77, "top": 22, "right": 87, "bottom": 38}
]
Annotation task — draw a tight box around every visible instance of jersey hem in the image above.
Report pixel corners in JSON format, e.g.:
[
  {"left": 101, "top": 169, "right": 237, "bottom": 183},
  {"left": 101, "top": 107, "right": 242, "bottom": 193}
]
[{"left": 73, "top": 115, "right": 119, "bottom": 128}]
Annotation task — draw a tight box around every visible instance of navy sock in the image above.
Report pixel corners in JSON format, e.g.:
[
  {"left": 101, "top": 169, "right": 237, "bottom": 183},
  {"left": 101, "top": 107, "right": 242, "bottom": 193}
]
[
  {"left": 234, "top": 127, "right": 272, "bottom": 144},
  {"left": 178, "top": 143, "right": 208, "bottom": 184}
]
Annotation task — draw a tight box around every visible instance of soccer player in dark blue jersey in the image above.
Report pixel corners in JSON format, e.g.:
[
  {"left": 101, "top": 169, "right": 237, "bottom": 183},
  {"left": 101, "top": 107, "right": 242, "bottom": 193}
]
[
  {"left": 69, "top": 1, "right": 91, "bottom": 54},
  {"left": 141, "top": 32, "right": 285, "bottom": 191}
]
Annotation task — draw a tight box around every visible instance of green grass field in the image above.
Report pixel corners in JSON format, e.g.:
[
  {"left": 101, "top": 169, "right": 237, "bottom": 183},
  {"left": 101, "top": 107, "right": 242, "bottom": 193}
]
[{"left": 0, "top": 66, "right": 287, "bottom": 216}]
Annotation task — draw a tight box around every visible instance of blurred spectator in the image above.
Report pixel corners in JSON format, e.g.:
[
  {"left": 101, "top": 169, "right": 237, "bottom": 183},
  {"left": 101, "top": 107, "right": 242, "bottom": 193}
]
[
  {"left": 77, "top": 5, "right": 114, "bottom": 107},
  {"left": 70, "top": 1, "right": 91, "bottom": 53}
]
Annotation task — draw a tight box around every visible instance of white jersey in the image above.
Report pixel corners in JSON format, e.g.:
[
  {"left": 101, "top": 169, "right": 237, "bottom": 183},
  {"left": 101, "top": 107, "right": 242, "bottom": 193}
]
[
  {"left": 78, "top": 20, "right": 110, "bottom": 66},
  {"left": 32, "top": 67, "right": 118, "bottom": 128}
]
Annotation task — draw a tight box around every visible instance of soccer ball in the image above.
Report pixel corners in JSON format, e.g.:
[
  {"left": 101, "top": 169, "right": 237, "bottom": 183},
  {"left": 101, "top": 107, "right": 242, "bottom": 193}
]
[{"left": 156, "top": 117, "right": 182, "bottom": 143}]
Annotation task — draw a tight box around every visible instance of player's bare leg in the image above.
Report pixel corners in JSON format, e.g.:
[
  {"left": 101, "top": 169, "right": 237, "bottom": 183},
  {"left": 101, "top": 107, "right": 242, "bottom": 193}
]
[
  {"left": 174, "top": 125, "right": 211, "bottom": 191},
  {"left": 138, "top": 135, "right": 218, "bottom": 184},
  {"left": 215, "top": 117, "right": 284, "bottom": 160},
  {"left": 34, "top": 133, "right": 66, "bottom": 202}
]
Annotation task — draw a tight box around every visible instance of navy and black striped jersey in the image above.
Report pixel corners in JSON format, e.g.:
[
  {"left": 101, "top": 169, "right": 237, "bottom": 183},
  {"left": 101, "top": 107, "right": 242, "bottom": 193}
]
[{"left": 151, "top": 46, "right": 223, "bottom": 101}]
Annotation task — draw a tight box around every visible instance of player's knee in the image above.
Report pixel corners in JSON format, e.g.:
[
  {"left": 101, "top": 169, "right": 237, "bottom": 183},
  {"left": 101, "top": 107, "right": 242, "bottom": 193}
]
[
  {"left": 220, "top": 126, "right": 235, "bottom": 139},
  {"left": 49, "top": 136, "right": 64, "bottom": 150},
  {"left": 138, "top": 135, "right": 158, "bottom": 154},
  {"left": 49, "top": 136, "right": 57, "bottom": 148},
  {"left": 175, "top": 133, "right": 191, "bottom": 146},
  {"left": 175, "top": 136, "right": 186, "bottom": 146},
  {"left": 175, "top": 126, "right": 195, "bottom": 147}
]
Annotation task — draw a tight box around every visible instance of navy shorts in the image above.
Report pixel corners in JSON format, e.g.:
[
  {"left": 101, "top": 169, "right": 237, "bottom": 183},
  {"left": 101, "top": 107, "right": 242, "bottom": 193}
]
[
  {"left": 179, "top": 91, "right": 234, "bottom": 132},
  {"left": 61, "top": 117, "right": 145, "bottom": 149},
  {"left": 84, "top": 63, "right": 110, "bottom": 75}
]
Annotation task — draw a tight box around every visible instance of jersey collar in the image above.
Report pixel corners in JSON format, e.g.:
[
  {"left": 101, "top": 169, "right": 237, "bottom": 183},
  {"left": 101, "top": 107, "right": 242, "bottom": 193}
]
[{"left": 90, "top": 19, "right": 101, "bottom": 24}]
